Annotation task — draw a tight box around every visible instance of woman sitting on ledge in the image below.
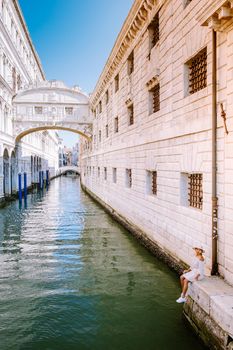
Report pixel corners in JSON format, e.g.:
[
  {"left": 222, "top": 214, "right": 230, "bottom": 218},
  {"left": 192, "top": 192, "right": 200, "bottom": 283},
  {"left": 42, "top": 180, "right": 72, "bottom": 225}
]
[{"left": 176, "top": 245, "right": 205, "bottom": 304}]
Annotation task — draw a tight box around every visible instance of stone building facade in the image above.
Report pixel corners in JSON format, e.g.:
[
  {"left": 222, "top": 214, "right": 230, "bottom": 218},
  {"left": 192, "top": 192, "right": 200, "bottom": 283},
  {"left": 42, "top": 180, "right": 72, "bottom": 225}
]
[
  {"left": 81, "top": 0, "right": 233, "bottom": 331},
  {"left": 0, "top": 0, "right": 60, "bottom": 199}
]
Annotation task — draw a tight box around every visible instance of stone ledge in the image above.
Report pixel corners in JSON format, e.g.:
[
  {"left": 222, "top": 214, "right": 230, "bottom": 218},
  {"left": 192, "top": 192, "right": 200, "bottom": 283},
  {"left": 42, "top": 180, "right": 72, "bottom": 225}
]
[{"left": 184, "top": 277, "right": 233, "bottom": 349}]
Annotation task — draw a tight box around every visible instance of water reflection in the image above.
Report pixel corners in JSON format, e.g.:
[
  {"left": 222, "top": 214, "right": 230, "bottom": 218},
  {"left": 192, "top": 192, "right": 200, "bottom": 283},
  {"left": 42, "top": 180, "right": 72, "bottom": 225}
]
[{"left": 0, "top": 177, "right": 206, "bottom": 350}]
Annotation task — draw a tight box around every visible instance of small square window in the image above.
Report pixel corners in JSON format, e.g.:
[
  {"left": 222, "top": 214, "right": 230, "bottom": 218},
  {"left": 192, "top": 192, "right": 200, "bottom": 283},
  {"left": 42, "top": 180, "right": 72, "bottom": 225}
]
[
  {"left": 65, "top": 107, "right": 73, "bottom": 115},
  {"left": 113, "top": 168, "right": 117, "bottom": 183},
  {"left": 126, "top": 168, "right": 132, "bottom": 188},
  {"left": 35, "top": 106, "right": 43, "bottom": 114}
]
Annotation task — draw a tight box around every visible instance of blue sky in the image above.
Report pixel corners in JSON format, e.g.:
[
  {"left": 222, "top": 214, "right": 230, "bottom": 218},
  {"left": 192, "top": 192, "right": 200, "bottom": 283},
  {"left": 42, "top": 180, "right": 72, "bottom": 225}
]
[{"left": 19, "top": 0, "right": 134, "bottom": 147}]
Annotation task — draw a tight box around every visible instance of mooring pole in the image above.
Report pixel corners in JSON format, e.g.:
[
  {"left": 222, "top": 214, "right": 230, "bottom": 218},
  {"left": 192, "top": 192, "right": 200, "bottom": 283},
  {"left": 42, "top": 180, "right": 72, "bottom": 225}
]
[
  {"left": 18, "top": 173, "right": 22, "bottom": 202},
  {"left": 46, "top": 170, "right": 49, "bottom": 188},
  {"left": 24, "top": 172, "right": 27, "bottom": 198},
  {"left": 41, "top": 171, "right": 44, "bottom": 189}
]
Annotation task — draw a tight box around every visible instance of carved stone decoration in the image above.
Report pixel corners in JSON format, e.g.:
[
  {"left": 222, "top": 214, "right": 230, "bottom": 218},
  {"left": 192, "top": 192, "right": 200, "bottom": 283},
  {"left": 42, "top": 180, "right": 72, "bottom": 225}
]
[{"left": 146, "top": 74, "right": 160, "bottom": 90}]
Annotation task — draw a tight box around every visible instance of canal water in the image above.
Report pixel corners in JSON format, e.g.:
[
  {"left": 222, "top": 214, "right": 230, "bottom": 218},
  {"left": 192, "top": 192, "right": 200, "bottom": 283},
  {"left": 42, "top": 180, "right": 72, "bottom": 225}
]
[{"left": 0, "top": 177, "right": 206, "bottom": 350}]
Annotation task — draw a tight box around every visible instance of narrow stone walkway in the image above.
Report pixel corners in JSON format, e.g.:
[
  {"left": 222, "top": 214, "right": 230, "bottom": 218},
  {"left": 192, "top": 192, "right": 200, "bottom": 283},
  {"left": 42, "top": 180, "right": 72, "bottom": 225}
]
[{"left": 184, "top": 277, "right": 233, "bottom": 349}]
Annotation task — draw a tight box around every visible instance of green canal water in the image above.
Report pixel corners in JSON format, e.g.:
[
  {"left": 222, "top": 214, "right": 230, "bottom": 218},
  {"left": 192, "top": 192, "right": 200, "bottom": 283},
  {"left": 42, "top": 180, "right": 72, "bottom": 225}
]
[{"left": 0, "top": 177, "right": 206, "bottom": 350}]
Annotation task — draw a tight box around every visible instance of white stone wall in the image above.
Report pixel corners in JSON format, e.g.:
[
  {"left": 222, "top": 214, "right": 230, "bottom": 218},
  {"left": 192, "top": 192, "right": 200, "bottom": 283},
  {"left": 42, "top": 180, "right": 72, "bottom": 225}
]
[{"left": 81, "top": 0, "right": 233, "bottom": 285}]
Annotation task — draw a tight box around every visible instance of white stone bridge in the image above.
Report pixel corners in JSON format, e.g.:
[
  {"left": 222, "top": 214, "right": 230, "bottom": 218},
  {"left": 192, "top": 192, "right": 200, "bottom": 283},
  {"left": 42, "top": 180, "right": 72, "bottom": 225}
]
[
  {"left": 12, "top": 80, "right": 93, "bottom": 141},
  {"left": 56, "top": 166, "right": 80, "bottom": 176}
]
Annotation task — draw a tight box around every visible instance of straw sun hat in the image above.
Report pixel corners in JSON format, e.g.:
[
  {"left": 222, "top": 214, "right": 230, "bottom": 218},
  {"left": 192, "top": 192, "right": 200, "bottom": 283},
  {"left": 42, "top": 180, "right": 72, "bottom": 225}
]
[{"left": 192, "top": 244, "right": 205, "bottom": 253}]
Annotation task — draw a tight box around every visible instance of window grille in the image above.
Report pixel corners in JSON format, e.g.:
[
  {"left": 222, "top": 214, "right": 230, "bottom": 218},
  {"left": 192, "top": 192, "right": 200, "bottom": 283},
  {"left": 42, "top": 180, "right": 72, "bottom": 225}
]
[
  {"left": 115, "top": 74, "right": 119, "bottom": 92},
  {"left": 150, "top": 84, "right": 160, "bottom": 113},
  {"left": 106, "top": 124, "right": 109, "bottom": 138},
  {"left": 65, "top": 107, "right": 73, "bottom": 115},
  {"left": 128, "top": 104, "right": 134, "bottom": 126},
  {"left": 188, "top": 48, "right": 207, "bottom": 95},
  {"left": 152, "top": 171, "right": 157, "bottom": 195},
  {"left": 104, "top": 167, "right": 107, "bottom": 180},
  {"left": 188, "top": 174, "right": 203, "bottom": 209},
  {"left": 114, "top": 117, "right": 119, "bottom": 133},
  {"left": 149, "top": 12, "right": 159, "bottom": 49},
  {"left": 128, "top": 51, "right": 134, "bottom": 75},
  {"left": 126, "top": 169, "right": 132, "bottom": 188},
  {"left": 35, "top": 106, "right": 43, "bottom": 114}
]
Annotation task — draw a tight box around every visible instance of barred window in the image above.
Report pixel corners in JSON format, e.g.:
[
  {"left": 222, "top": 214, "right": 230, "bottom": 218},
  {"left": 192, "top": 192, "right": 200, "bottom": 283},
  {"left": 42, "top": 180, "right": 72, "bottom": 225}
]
[
  {"left": 113, "top": 168, "right": 117, "bottom": 183},
  {"left": 188, "top": 174, "right": 203, "bottom": 209},
  {"left": 188, "top": 48, "right": 207, "bottom": 95},
  {"left": 99, "top": 130, "right": 101, "bottom": 142},
  {"left": 35, "top": 106, "right": 43, "bottom": 114},
  {"left": 115, "top": 74, "right": 119, "bottom": 92},
  {"left": 146, "top": 171, "right": 157, "bottom": 195},
  {"left": 128, "top": 104, "right": 134, "bottom": 126},
  {"left": 151, "top": 171, "right": 157, "bottom": 195},
  {"left": 127, "top": 51, "right": 134, "bottom": 75},
  {"left": 106, "top": 124, "right": 109, "bottom": 138},
  {"left": 104, "top": 167, "right": 107, "bottom": 180},
  {"left": 65, "top": 107, "right": 73, "bottom": 115},
  {"left": 114, "top": 116, "right": 119, "bottom": 133},
  {"left": 126, "top": 169, "right": 132, "bottom": 188},
  {"left": 149, "top": 84, "right": 160, "bottom": 114},
  {"left": 148, "top": 12, "right": 159, "bottom": 50}
]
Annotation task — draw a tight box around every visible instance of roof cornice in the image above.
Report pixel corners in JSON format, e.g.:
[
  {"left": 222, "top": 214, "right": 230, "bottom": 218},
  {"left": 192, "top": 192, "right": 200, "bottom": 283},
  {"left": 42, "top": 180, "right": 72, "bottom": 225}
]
[{"left": 90, "top": 0, "right": 158, "bottom": 106}]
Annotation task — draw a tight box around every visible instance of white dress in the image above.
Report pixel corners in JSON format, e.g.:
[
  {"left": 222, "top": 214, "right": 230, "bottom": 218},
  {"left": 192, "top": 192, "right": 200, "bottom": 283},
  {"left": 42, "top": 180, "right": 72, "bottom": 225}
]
[{"left": 183, "top": 257, "right": 205, "bottom": 282}]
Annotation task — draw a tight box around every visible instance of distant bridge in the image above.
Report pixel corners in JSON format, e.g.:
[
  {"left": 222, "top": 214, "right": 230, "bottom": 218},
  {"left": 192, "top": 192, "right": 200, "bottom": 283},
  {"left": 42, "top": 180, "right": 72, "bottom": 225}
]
[{"left": 56, "top": 166, "right": 80, "bottom": 176}]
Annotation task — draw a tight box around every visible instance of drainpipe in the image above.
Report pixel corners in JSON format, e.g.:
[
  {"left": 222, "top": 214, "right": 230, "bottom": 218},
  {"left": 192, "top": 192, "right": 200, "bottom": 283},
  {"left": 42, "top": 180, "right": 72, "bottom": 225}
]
[{"left": 211, "top": 28, "right": 218, "bottom": 275}]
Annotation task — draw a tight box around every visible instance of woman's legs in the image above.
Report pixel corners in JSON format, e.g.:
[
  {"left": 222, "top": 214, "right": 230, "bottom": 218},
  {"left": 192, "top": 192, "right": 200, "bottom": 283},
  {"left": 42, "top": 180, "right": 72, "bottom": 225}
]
[
  {"left": 180, "top": 275, "right": 185, "bottom": 290},
  {"left": 181, "top": 278, "right": 189, "bottom": 297}
]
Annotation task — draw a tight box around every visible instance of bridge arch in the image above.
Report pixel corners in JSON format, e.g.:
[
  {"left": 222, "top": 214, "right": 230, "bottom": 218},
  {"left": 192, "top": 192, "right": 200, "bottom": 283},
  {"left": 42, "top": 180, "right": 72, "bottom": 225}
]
[
  {"left": 15, "top": 126, "right": 91, "bottom": 143},
  {"left": 57, "top": 166, "right": 80, "bottom": 176}
]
